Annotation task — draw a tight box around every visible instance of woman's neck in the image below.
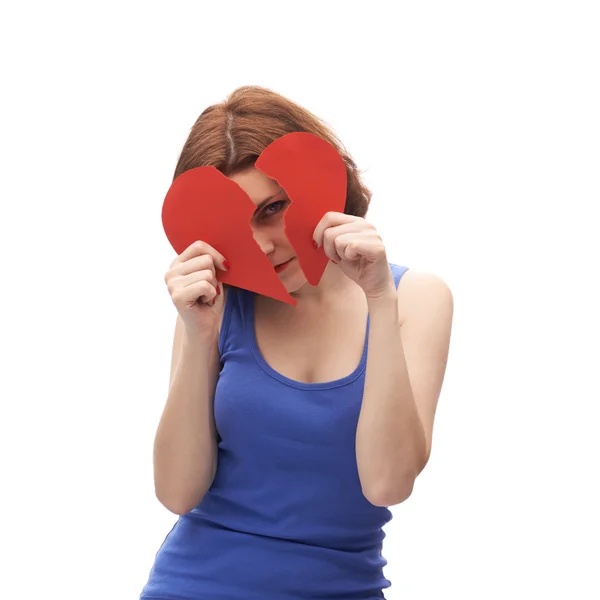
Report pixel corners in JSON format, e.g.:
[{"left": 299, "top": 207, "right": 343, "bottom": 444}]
[{"left": 257, "top": 262, "right": 363, "bottom": 315}]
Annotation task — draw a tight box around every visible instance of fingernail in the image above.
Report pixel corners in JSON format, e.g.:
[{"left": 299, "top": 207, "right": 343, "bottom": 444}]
[
  {"left": 223, "top": 260, "right": 231, "bottom": 270},
  {"left": 216, "top": 285, "right": 221, "bottom": 295},
  {"left": 312, "top": 239, "right": 319, "bottom": 249}
]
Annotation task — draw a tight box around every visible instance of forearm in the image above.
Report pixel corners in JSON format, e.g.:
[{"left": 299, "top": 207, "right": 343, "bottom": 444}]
[
  {"left": 153, "top": 333, "right": 220, "bottom": 514},
  {"left": 356, "top": 290, "right": 427, "bottom": 506}
]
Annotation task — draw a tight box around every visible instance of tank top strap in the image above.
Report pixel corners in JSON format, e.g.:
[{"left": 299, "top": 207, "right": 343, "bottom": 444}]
[
  {"left": 363, "top": 262, "right": 408, "bottom": 352},
  {"left": 217, "top": 285, "right": 247, "bottom": 357},
  {"left": 390, "top": 263, "right": 409, "bottom": 289}
]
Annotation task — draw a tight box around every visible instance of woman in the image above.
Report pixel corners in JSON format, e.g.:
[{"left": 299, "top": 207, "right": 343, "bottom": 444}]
[{"left": 140, "top": 86, "right": 453, "bottom": 600}]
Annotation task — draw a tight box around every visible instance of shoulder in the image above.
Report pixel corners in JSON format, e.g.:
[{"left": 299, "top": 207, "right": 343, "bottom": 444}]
[{"left": 393, "top": 268, "right": 453, "bottom": 325}]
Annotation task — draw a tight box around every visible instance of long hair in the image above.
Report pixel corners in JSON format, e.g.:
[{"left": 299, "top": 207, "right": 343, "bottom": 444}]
[{"left": 173, "top": 86, "right": 371, "bottom": 217}]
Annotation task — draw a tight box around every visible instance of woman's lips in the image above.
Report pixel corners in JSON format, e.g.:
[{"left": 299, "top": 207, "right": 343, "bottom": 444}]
[{"left": 274, "top": 257, "right": 294, "bottom": 273}]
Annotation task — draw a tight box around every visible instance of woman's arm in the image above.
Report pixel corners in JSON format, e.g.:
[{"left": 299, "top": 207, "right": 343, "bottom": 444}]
[
  {"left": 153, "top": 315, "right": 220, "bottom": 515},
  {"left": 310, "top": 212, "right": 454, "bottom": 508},
  {"left": 356, "top": 271, "right": 453, "bottom": 506}
]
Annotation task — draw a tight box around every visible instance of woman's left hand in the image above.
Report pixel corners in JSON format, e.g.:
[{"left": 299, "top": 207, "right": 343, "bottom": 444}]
[{"left": 313, "top": 212, "right": 395, "bottom": 300}]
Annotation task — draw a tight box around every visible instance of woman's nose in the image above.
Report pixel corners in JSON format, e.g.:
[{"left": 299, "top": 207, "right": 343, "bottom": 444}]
[{"left": 252, "top": 231, "right": 275, "bottom": 255}]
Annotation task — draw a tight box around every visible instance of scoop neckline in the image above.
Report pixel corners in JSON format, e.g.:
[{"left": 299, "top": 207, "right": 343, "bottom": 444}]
[{"left": 242, "top": 290, "right": 370, "bottom": 391}]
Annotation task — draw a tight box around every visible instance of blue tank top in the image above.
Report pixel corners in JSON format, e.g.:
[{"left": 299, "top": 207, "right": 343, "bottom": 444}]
[{"left": 139, "top": 263, "right": 409, "bottom": 600}]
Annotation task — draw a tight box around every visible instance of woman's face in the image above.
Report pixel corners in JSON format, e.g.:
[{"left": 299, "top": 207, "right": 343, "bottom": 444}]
[{"left": 228, "top": 166, "right": 307, "bottom": 293}]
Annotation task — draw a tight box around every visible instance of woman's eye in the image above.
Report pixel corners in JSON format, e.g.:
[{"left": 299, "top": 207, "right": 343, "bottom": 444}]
[{"left": 261, "top": 200, "right": 287, "bottom": 218}]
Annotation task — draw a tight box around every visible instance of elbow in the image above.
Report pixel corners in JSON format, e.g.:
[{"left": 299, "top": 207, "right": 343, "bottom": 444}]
[
  {"left": 153, "top": 464, "right": 216, "bottom": 516},
  {"left": 161, "top": 499, "right": 195, "bottom": 516},
  {"left": 363, "top": 477, "right": 416, "bottom": 507},
  {"left": 156, "top": 494, "right": 199, "bottom": 516},
  {"left": 155, "top": 486, "right": 205, "bottom": 516}
]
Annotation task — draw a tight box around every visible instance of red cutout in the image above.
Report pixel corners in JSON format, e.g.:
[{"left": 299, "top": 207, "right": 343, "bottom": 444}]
[
  {"left": 161, "top": 133, "right": 347, "bottom": 305},
  {"left": 256, "top": 133, "right": 347, "bottom": 287}
]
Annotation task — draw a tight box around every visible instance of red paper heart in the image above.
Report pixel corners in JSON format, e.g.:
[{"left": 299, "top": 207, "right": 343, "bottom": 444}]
[{"left": 161, "top": 132, "right": 347, "bottom": 305}]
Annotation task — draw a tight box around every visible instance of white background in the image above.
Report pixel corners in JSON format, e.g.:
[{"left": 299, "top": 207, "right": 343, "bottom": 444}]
[{"left": 1, "top": 1, "right": 598, "bottom": 598}]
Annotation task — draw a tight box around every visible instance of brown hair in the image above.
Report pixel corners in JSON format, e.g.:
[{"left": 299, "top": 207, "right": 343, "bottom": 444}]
[{"left": 173, "top": 86, "right": 371, "bottom": 217}]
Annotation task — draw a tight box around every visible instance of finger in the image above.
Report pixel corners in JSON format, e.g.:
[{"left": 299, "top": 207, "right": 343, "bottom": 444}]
[
  {"left": 334, "top": 233, "right": 386, "bottom": 262},
  {"left": 165, "top": 257, "right": 214, "bottom": 289},
  {"left": 175, "top": 240, "right": 229, "bottom": 272},
  {"left": 167, "top": 269, "right": 218, "bottom": 297},
  {"left": 171, "top": 254, "right": 216, "bottom": 279},
  {"left": 322, "top": 226, "right": 344, "bottom": 263},
  {"left": 313, "top": 212, "right": 357, "bottom": 248},
  {"left": 173, "top": 278, "right": 218, "bottom": 307},
  {"left": 321, "top": 221, "right": 368, "bottom": 263}
]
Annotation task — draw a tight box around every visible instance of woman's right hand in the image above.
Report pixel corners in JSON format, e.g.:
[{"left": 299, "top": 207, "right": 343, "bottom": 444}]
[{"left": 164, "top": 240, "right": 229, "bottom": 341}]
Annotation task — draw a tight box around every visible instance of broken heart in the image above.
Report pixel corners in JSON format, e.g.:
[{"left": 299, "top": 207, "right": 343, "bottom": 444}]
[{"left": 161, "top": 132, "right": 347, "bottom": 305}]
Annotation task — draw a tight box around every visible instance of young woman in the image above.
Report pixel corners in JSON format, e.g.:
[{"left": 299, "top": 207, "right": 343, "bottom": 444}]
[{"left": 139, "top": 86, "right": 453, "bottom": 600}]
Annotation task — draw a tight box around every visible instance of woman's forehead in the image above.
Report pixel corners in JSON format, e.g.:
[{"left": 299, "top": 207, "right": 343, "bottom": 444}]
[{"left": 228, "top": 167, "right": 283, "bottom": 206}]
